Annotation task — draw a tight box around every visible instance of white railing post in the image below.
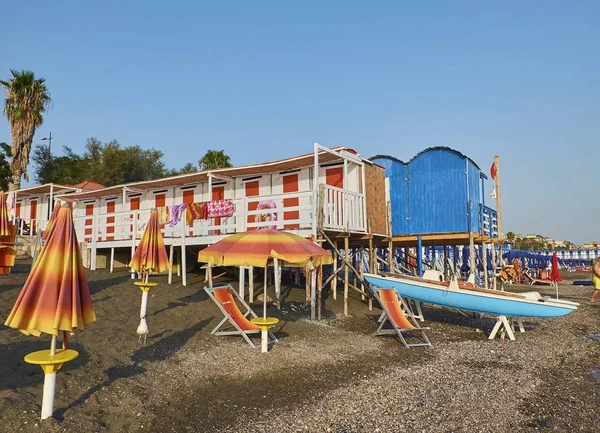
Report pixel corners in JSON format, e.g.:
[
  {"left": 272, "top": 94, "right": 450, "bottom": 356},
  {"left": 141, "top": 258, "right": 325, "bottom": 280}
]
[
  {"left": 181, "top": 217, "right": 187, "bottom": 286},
  {"left": 91, "top": 215, "right": 98, "bottom": 271}
]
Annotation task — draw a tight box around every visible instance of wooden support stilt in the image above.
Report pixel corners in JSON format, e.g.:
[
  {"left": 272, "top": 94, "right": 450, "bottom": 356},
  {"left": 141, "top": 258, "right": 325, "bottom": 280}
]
[
  {"left": 249, "top": 266, "right": 255, "bottom": 302},
  {"left": 344, "top": 233, "right": 349, "bottom": 316},
  {"left": 239, "top": 266, "right": 246, "bottom": 299},
  {"left": 305, "top": 267, "right": 310, "bottom": 302},
  {"left": 332, "top": 243, "right": 338, "bottom": 300},
  {"left": 469, "top": 232, "right": 475, "bottom": 277},
  {"left": 491, "top": 243, "right": 497, "bottom": 290},
  {"left": 482, "top": 241, "right": 489, "bottom": 289},
  {"left": 443, "top": 246, "right": 448, "bottom": 279},
  {"left": 386, "top": 201, "right": 394, "bottom": 273},
  {"left": 168, "top": 244, "right": 174, "bottom": 284},
  {"left": 310, "top": 268, "right": 317, "bottom": 320},
  {"left": 110, "top": 248, "right": 115, "bottom": 273},
  {"left": 317, "top": 264, "right": 323, "bottom": 320}
]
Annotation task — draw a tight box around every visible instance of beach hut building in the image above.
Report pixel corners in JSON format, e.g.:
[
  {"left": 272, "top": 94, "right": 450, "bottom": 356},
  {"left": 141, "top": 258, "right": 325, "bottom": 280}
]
[
  {"left": 370, "top": 147, "right": 498, "bottom": 278},
  {"left": 5, "top": 181, "right": 106, "bottom": 237},
  {"left": 58, "top": 144, "right": 387, "bottom": 284}
]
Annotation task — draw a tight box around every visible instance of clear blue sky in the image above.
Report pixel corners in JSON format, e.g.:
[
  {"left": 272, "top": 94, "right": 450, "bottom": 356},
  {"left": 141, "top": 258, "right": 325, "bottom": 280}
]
[{"left": 1, "top": 1, "right": 598, "bottom": 244}]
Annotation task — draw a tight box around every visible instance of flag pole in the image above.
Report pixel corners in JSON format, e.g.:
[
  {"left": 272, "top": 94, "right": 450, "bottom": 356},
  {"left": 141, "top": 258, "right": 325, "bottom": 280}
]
[{"left": 494, "top": 155, "right": 503, "bottom": 270}]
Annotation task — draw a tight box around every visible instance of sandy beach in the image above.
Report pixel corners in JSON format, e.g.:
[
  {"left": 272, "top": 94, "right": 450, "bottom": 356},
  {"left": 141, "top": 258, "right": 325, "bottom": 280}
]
[{"left": 1, "top": 257, "right": 600, "bottom": 432}]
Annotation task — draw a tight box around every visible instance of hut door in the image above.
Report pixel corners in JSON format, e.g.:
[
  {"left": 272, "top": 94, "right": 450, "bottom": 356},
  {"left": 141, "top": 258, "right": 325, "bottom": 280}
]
[
  {"left": 154, "top": 193, "right": 166, "bottom": 208},
  {"left": 212, "top": 186, "right": 224, "bottom": 234},
  {"left": 29, "top": 200, "right": 37, "bottom": 234},
  {"left": 283, "top": 173, "right": 299, "bottom": 229},
  {"left": 84, "top": 203, "right": 94, "bottom": 242},
  {"left": 129, "top": 197, "right": 140, "bottom": 239},
  {"left": 16, "top": 202, "right": 21, "bottom": 218},
  {"left": 183, "top": 189, "right": 195, "bottom": 236},
  {"left": 325, "top": 167, "right": 344, "bottom": 189},
  {"left": 245, "top": 180, "right": 260, "bottom": 231},
  {"left": 325, "top": 167, "right": 344, "bottom": 226},
  {"left": 106, "top": 200, "right": 115, "bottom": 241}
]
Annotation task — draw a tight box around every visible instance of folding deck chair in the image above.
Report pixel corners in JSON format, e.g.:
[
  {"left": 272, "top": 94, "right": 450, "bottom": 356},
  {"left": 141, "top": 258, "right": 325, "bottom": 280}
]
[
  {"left": 204, "top": 284, "right": 278, "bottom": 349},
  {"left": 374, "top": 288, "right": 431, "bottom": 348}
]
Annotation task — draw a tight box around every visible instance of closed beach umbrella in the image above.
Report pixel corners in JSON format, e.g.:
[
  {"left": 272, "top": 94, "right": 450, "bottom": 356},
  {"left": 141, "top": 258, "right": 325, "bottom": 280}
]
[
  {"left": 0, "top": 191, "right": 10, "bottom": 237},
  {"left": 198, "top": 228, "right": 333, "bottom": 319},
  {"left": 129, "top": 209, "right": 169, "bottom": 277},
  {"left": 128, "top": 209, "right": 169, "bottom": 340},
  {"left": 42, "top": 202, "right": 62, "bottom": 241},
  {"left": 4, "top": 204, "right": 95, "bottom": 419},
  {"left": 551, "top": 252, "right": 562, "bottom": 299}
]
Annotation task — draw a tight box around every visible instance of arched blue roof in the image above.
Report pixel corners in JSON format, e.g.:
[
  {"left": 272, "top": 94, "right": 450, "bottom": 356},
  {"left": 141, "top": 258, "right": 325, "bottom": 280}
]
[{"left": 370, "top": 146, "right": 482, "bottom": 171}]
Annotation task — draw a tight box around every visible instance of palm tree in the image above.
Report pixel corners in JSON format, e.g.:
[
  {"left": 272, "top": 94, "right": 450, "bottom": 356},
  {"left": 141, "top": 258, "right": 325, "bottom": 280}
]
[
  {"left": 198, "top": 149, "right": 232, "bottom": 171},
  {"left": 1, "top": 69, "right": 52, "bottom": 190}
]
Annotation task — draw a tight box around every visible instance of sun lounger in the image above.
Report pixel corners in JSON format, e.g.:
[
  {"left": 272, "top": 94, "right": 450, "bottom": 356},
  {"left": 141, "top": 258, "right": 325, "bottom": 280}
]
[
  {"left": 204, "top": 284, "right": 278, "bottom": 349},
  {"left": 374, "top": 288, "right": 431, "bottom": 348}
]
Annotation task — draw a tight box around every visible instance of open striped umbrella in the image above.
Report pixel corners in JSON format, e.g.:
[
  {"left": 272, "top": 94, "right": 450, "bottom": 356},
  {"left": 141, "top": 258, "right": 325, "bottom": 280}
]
[
  {"left": 198, "top": 229, "right": 333, "bottom": 319},
  {"left": 0, "top": 191, "right": 10, "bottom": 237},
  {"left": 198, "top": 228, "right": 333, "bottom": 268},
  {"left": 4, "top": 203, "right": 95, "bottom": 419},
  {"left": 42, "top": 202, "right": 62, "bottom": 241},
  {"left": 128, "top": 209, "right": 169, "bottom": 341}
]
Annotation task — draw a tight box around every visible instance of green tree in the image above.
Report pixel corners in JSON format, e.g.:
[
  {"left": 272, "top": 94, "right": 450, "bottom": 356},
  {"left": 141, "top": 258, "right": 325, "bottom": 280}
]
[
  {"left": 32, "top": 144, "right": 84, "bottom": 185},
  {"left": 0, "top": 70, "right": 52, "bottom": 189},
  {"left": 506, "top": 231, "right": 515, "bottom": 243},
  {"left": 166, "top": 162, "right": 198, "bottom": 177},
  {"left": 0, "top": 142, "right": 12, "bottom": 190},
  {"left": 198, "top": 149, "right": 232, "bottom": 171}
]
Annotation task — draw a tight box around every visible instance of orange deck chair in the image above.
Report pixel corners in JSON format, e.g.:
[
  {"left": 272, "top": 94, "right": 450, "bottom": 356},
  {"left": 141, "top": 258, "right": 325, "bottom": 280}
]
[
  {"left": 204, "top": 284, "right": 278, "bottom": 349},
  {"left": 375, "top": 288, "right": 431, "bottom": 348}
]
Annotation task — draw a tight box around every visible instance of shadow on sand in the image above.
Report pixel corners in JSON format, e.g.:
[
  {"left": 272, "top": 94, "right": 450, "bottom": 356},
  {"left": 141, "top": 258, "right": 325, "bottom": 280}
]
[{"left": 55, "top": 317, "right": 212, "bottom": 419}]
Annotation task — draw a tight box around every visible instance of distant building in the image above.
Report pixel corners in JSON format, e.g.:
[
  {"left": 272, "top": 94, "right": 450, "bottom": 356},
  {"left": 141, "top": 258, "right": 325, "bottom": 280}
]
[{"left": 584, "top": 241, "right": 600, "bottom": 249}]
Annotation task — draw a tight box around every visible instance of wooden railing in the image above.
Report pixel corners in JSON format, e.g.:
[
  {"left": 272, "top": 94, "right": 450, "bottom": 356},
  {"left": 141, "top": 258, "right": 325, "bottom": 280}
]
[{"left": 321, "top": 185, "right": 366, "bottom": 233}]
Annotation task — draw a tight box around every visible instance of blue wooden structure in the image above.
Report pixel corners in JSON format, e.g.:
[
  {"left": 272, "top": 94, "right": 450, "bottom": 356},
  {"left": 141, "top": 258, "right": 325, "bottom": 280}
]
[{"left": 371, "top": 147, "right": 497, "bottom": 238}]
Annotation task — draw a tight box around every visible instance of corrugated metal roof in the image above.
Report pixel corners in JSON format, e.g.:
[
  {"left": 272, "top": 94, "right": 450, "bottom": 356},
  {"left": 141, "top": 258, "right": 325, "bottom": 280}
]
[
  {"left": 59, "top": 146, "right": 354, "bottom": 201},
  {"left": 370, "top": 146, "right": 482, "bottom": 170},
  {"left": 13, "top": 183, "right": 76, "bottom": 197}
]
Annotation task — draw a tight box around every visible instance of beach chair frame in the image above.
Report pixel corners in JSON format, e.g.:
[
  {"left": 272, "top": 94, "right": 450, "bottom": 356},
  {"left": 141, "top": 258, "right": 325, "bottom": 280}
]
[
  {"left": 204, "top": 284, "right": 278, "bottom": 349},
  {"left": 374, "top": 288, "right": 431, "bottom": 348}
]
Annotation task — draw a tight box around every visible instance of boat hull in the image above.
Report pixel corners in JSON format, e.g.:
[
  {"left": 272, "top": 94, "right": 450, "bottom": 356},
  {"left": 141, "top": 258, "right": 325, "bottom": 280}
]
[{"left": 364, "top": 274, "right": 577, "bottom": 318}]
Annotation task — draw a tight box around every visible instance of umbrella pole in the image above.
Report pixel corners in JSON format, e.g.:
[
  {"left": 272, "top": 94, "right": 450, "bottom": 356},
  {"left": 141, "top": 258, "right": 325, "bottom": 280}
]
[
  {"left": 41, "top": 335, "right": 58, "bottom": 419},
  {"left": 137, "top": 272, "right": 150, "bottom": 340},
  {"left": 274, "top": 258, "right": 280, "bottom": 310},
  {"left": 263, "top": 264, "right": 268, "bottom": 320}
]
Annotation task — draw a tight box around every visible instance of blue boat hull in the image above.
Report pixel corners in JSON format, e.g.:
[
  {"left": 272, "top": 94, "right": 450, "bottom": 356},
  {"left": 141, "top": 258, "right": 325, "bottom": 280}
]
[{"left": 365, "top": 274, "right": 576, "bottom": 318}]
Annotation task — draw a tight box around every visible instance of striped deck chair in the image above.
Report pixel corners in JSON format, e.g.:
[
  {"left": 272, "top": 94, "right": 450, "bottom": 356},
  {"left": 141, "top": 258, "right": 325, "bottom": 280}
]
[
  {"left": 204, "top": 284, "right": 278, "bottom": 349},
  {"left": 375, "top": 288, "right": 431, "bottom": 348}
]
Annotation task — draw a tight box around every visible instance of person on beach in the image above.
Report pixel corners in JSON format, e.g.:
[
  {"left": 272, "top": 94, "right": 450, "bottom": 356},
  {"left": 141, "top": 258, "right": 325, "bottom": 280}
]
[{"left": 592, "top": 257, "right": 600, "bottom": 302}]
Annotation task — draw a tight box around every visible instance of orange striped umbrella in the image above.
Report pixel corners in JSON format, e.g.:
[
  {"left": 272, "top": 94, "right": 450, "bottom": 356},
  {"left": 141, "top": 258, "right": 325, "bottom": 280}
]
[
  {"left": 41, "top": 202, "right": 61, "bottom": 241},
  {"left": 128, "top": 209, "right": 170, "bottom": 275},
  {"left": 0, "top": 191, "right": 10, "bottom": 237},
  {"left": 4, "top": 204, "right": 96, "bottom": 336},
  {"left": 198, "top": 228, "right": 333, "bottom": 267}
]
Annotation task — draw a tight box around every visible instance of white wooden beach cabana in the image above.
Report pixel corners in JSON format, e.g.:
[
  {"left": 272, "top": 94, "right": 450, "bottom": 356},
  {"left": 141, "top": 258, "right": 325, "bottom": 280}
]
[{"left": 57, "top": 143, "right": 389, "bottom": 286}]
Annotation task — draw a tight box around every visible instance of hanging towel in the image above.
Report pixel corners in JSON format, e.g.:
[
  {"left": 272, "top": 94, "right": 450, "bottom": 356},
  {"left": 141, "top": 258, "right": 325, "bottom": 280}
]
[
  {"left": 169, "top": 203, "right": 187, "bottom": 227},
  {"left": 186, "top": 202, "right": 208, "bottom": 225},
  {"left": 157, "top": 206, "right": 171, "bottom": 225},
  {"left": 207, "top": 199, "right": 234, "bottom": 218}
]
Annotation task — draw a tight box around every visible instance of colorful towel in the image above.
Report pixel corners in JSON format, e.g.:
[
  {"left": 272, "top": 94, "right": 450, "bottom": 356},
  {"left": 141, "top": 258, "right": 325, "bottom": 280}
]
[
  {"left": 186, "top": 202, "right": 208, "bottom": 225},
  {"left": 169, "top": 203, "right": 187, "bottom": 227},
  {"left": 207, "top": 199, "right": 234, "bottom": 218},
  {"left": 156, "top": 206, "right": 171, "bottom": 225}
]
